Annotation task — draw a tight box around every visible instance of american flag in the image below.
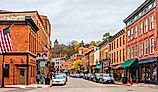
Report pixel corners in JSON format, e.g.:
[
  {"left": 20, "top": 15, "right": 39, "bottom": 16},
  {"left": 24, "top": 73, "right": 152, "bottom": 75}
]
[{"left": 0, "top": 27, "right": 13, "bottom": 54}]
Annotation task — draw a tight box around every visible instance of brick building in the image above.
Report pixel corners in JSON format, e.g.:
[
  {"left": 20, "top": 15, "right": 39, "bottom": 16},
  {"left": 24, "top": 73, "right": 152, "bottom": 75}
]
[
  {"left": 109, "top": 29, "right": 126, "bottom": 81},
  {"left": 0, "top": 11, "right": 51, "bottom": 85},
  {"left": 123, "top": 0, "right": 158, "bottom": 84}
]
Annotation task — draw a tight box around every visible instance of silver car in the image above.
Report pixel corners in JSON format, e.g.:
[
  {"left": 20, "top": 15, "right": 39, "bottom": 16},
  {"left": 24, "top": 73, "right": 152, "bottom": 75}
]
[
  {"left": 52, "top": 74, "right": 66, "bottom": 85},
  {"left": 99, "top": 74, "right": 114, "bottom": 84}
]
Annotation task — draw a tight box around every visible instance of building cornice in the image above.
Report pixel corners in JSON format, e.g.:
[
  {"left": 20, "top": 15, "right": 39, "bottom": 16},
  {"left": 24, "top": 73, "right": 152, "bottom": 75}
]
[{"left": 123, "top": 0, "right": 155, "bottom": 23}]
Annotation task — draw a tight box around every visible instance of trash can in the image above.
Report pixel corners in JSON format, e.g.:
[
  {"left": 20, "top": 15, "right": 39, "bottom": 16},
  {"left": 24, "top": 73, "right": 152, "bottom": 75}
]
[
  {"left": 45, "top": 78, "right": 50, "bottom": 85},
  {"left": 122, "top": 77, "right": 127, "bottom": 84}
]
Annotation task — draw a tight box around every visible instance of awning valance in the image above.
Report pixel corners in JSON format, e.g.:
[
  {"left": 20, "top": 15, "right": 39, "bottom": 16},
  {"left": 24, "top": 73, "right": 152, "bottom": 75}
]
[
  {"left": 113, "top": 65, "right": 121, "bottom": 70},
  {"left": 120, "top": 59, "right": 138, "bottom": 69},
  {"left": 96, "top": 65, "right": 101, "bottom": 69}
]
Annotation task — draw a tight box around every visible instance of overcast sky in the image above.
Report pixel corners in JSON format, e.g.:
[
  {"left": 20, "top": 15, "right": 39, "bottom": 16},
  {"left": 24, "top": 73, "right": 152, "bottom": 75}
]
[{"left": 1, "top": 0, "right": 145, "bottom": 45}]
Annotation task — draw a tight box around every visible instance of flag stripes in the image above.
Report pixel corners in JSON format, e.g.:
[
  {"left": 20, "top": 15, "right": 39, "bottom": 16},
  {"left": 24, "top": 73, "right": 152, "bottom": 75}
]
[{"left": 0, "top": 28, "right": 13, "bottom": 54}]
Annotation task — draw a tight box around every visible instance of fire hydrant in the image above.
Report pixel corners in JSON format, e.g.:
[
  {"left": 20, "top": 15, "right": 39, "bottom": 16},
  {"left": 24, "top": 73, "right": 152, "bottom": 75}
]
[{"left": 130, "top": 77, "right": 133, "bottom": 85}]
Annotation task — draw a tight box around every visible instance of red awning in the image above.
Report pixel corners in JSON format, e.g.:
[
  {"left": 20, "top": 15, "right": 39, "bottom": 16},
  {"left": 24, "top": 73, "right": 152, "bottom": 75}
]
[
  {"left": 104, "top": 67, "right": 108, "bottom": 70},
  {"left": 113, "top": 65, "right": 121, "bottom": 70}
]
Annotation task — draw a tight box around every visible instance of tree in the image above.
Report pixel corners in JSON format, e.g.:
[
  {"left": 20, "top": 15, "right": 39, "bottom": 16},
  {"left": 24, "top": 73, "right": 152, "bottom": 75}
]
[
  {"left": 71, "top": 59, "right": 82, "bottom": 71},
  {"left": 103, "top": 32, "right": 110, "bottom": 40}
]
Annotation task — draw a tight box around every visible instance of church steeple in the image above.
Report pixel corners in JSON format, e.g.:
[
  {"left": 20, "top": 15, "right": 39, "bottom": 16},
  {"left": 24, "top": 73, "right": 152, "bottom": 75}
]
[{"left": 54, "top": 39, "right": 59, "bottom": 47}]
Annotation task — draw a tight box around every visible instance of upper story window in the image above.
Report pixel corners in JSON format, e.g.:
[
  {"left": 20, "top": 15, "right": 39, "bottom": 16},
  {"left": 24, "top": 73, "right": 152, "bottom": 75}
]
[
  {"left": 120, "top": 37, "right": 122, "bottom": 47},
  {"left": 139, "top": 22, "right": 143, "bottom": 36},
  {"left": 127, "top": 46, "right": 131, "bottom": 59},
  {"left": 128, "top": 30, "right": 131, "bottom": 41},
  {"left": 150, "top": 15, "right": 154, "bottom": 30},
  {"left": 150, "top": 37, "right": 154, "bottom": 54},
  {"left": 117, "top": 39, "right": 118, "bottom": 48},
  {"left": 144, "top": 39, "right": 148, "bottom": 55},
  {"left": 144, "top": 18, "right": 148, "bottom": 33},
  {"left": 123, "top": 35, "right": 125, "bottom": 45},
  {"left": 139, "top": 42, "right": 143, "bottom": 57},
  {"left": 134, "top": 26, "right": 137, "bottom": 38},
  {"left": 134, "top": 44, "right": 138, "bottom": 58},
  {"left": 131, "top": 28, "right": 134, "bottom": 40}
]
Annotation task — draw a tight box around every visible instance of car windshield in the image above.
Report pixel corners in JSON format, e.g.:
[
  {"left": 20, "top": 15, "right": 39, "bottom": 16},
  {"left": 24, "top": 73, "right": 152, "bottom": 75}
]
[
  {"left": 55, "top": 75, "right": 64, "bottom": 79},
  {"left": 95, "top": 74, "right": 100, "bottom": 77},
  {"left": 103, "top": 74, "right": 112, "bottom": 77}
]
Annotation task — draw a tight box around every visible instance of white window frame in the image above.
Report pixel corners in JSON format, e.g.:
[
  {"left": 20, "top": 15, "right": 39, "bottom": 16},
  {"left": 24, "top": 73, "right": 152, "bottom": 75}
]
[
  {"left": 150, "top": 37, "right": 154, "bottom": 54},
  {"left": 150, "top": 15, "right": 154, "bottom": 30},
  {"left": 127, "top": 46, "right": 130, "bottom": 59},
  {"left": 128, "top": 30, "right": 131, "bottom": 41},
  {"left": 144, "top": 18, "right": 148, "bottom": 33},
  {"left": 139, "top": 42, "right": 143, "bottom": 57},
  {"left": 144, "top": 39, "right": 148, "bottom": 55},
  {"left": 131, "top": 28, "right": 134, "bottom": 40},
  {"left": 134, "top": 26, "right": 137, "bottom": 38},
  {"left": 139, "top": 22, "right": 143, "bottom": 35},
  {"left": 134, "top": 44, "right": 137, "bottom": 58}
]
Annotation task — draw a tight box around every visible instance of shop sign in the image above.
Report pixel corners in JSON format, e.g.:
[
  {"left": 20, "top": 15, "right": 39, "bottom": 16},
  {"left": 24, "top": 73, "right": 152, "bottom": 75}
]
[{"left": 0, "top": 15, "right": 25, "bottom": 21}]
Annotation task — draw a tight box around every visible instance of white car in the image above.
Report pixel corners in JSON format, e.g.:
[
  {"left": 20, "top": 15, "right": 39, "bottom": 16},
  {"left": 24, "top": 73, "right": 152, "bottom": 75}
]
[
  {"left": 52, "top": 74, "right": 66, "bottom": 85},
  {"left": 99, "top": 74, "right": 114, "bottom": 84}
]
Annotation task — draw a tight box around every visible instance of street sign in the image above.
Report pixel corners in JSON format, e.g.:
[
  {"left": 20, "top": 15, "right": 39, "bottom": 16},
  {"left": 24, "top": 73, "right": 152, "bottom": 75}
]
[{"left": 40, "top": 61, "right": 46, "bottom": 67}]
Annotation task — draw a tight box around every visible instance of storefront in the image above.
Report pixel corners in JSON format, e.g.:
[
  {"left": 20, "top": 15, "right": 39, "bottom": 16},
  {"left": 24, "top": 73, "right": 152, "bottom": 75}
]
[
  {"left": 120, "top": 59, "right": 138, "bottom": 82},
  {"left": 138, "top": 57, "right": 158, "bottom": 84}
]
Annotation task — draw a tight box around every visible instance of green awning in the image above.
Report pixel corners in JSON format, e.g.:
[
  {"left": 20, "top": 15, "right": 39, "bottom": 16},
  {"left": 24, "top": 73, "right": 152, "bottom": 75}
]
[
  {"left": 96, "top": 65, "right": 101, "bottom": 69},
  {"left": 120, "top": 59, "right": 138, "bottom": 69}
]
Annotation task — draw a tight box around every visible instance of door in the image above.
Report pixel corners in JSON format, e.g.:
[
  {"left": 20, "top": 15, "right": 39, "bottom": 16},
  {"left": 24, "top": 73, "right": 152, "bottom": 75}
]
[{"left": 19, "top": 68, "right": 26, "bottom": 84}]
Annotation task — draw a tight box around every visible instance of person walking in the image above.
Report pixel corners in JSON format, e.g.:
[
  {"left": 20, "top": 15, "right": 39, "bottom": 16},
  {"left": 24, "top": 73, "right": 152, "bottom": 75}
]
[{"left": 36, "top": 72, "right": 41, "bottom": 84}]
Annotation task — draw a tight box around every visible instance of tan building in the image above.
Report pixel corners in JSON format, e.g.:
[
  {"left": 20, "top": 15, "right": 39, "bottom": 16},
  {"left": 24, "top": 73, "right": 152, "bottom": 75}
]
[
  {"left": 109, "top": 29, "right": 126, "bottom": 80},
  {"left": 0, "top": 11, "right": 51, "bottom": 85}
]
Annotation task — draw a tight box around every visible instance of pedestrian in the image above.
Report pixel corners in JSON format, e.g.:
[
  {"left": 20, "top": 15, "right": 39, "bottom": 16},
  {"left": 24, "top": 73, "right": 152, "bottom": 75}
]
[
  {"left": 41, "top": 72, "right": 45, "bottom": 84},
  {"left": 36, "top": 72, "right": 41, "bottom": 84}
]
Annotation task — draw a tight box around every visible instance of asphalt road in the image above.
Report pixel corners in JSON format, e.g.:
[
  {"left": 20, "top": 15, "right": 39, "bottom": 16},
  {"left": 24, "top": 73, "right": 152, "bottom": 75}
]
[{"left": 1, "top": 77, "right": 158, "bottom": 92}]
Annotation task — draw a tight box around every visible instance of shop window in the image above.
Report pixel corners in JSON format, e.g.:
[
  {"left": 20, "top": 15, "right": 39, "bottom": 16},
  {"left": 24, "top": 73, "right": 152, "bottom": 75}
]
[
  {"left": 4, "top": 64, "right": 10, "bottom": 78},
  {"left": 152, "top": 63, "right": 157, "bottom": 81}
]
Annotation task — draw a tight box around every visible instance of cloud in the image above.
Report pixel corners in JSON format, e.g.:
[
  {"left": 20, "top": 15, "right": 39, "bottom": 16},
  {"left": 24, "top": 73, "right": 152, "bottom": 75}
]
[{"left": 0, "top": 0, "right": 145, "bottom": 44}]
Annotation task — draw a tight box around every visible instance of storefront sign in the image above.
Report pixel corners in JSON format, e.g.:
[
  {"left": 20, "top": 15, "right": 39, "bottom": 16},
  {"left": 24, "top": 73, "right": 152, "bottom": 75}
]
[{"left": 0, "top": 15, "right": 25, "bottom": 21}]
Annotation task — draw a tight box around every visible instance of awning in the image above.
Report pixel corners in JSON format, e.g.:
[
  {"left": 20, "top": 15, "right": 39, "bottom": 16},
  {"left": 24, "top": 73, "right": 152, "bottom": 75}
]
[
  {"left": 120, "top": 59, "right": 138, "bottom": 69},
  {"left": 104, "top": 67, "right": 108, "bottom": 70},
  {"left": 113, "top": 65, "right": 121, "bottom": 70},
  {"left": 96, "top": 65, "right": 101, "bottom": 69}
]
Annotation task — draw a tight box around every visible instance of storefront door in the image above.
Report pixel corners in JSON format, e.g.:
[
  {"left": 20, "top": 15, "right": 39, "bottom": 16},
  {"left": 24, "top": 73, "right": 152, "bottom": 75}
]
[{"left": 19, "top": 68, "right": 26, "bottom": 84}]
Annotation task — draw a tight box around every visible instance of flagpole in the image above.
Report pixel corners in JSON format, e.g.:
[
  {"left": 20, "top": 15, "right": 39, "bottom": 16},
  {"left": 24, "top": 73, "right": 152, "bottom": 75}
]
[
  {"left": 1, "top": 24, "right": 14, "bottom": 88},
  {"left": 1, "top": 54, "right": 5, "bottom": 87}
]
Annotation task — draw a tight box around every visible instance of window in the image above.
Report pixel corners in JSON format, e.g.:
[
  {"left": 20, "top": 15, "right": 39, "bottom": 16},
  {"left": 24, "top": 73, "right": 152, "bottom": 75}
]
[
  {"left": 140, "top": 42, "right": 143, "bottom": 57},
  {"left": 150, "top": 37, "right": 154, "bottom": 54},
  {"left": 134, "top": 26, "right": 137, "bottom": 38},
  {"left": 131, "top": 28, "right": 134, "bottom": 40},
  {"left": 4, "top": 64, "right": 10, "bottom": 77},
  {"left": 120, "top": 37, "right": 122, "bottom": 47},
  {"left": 144, "top": 39, "right": 148, "bottom": 55},
  {"left": 114, "top": 41, "right": 115, "bottom": 49},
  {"left": 117, "top": 39, "right": 118, "bottom": 48},
  {"left": 139, "top": 22, "right": 143, "bottom": 35},
  {"left": 117, "top": 51, "right": 118, "bottom": 62},
  {"left": 123, "top": 35, "right": 125, "bottom": 45},
  {"left": 120, "top": 50, "right": 121, "bottom": 62},
  {"left": 127, "top": 47, "right": 131, "bottom": 59},
  {"left": 123, "top": 49, "right": 125, "bottom": 61},
  {"left": 134, "top": 44, "right": 137, "bottom": 58},
  {"left": 128, "top": 30, "right": 131, "bottom": 41},
  {"left": 150, "top": 15, "right": 154, "bottom": 30},
  {"left": 114, "top": 52, "right": 116, "bottom": 63},
  {"left": 144, "top": 18, "right": 148, "bottom": 33},
  {"left": 131, "top": 46, "right": 134, "bottom": 59}
]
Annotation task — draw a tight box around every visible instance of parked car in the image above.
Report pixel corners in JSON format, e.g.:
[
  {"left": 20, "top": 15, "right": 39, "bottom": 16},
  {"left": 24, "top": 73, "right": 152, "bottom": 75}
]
[
  {"left": 52, "top": 74, "right": 66, "bottom": 85},
  {"left": 99, "top": 74, "right": 114, "bottom": 84},
  {"left": 93, "top": 73, "right": 101, "bottom": 83},
  {"left": 83, "top": 74, "right": 88, "bottom": 79},
  {"left": 60, "top": 73, "right": 68, "bottom": 82},
  {"left": 79, "top": 73, "right": 84, "bottom": 78},
  {"left": 87, "top": 73, "right": 92, "bottom": 80},
  {"left": 89, "top": 74, "right": 94, "bottom": 81}
]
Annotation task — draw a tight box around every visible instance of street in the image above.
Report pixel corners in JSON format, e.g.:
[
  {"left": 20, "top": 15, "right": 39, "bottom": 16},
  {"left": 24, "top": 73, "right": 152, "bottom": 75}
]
[{"left": 1, "top": 77, "right": 158, "bottom": 92}]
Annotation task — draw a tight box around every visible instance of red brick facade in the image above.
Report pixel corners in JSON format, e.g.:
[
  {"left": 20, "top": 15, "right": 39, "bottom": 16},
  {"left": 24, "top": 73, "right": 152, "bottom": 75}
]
[{"left": 0, "top": 11, "right": 51, "bottom": 85}]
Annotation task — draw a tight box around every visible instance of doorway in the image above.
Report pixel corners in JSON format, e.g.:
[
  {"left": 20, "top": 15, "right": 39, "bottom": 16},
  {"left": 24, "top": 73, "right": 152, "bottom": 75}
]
[{"left": 19, "top": 68, "right": 26, "bottom": 84}]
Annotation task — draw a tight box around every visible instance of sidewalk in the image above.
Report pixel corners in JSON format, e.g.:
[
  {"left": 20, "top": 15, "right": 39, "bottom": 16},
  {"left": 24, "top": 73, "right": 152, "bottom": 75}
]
[
  {"left": 115, "top": 81, "right": 158, "bottom": 88},
  {"left": 1, "top": 84, "right": 50, "bottom": 88}
]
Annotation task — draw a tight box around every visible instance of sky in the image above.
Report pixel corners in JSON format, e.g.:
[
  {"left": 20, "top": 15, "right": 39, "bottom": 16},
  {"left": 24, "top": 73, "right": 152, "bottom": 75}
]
[{"left": 0, "top": 0, "right": 145, "bottom": 45}]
